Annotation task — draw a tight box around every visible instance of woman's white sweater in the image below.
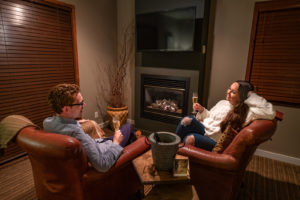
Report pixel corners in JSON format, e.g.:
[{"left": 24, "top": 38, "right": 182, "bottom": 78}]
[{"left": 196, "top": 93, "right": 275, "bottom": 142}]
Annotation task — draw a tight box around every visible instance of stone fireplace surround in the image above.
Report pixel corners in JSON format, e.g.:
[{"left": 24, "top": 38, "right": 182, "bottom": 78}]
[{"left": 135, "top": 66, "right": 199, "bottom": 134}]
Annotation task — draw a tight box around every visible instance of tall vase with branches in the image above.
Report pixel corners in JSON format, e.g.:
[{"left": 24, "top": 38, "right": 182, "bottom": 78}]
[
  {"left": 109, "top": 24, "right": 133, "bottom": 108},
  {"left": 97, "top": 23, "right": 134, "bottom": 130}
]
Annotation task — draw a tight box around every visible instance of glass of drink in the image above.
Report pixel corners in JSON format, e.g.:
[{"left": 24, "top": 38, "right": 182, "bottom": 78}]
[
  {"left": 112, "top": 116, "right": 120, "bottom": 131},
  {"left": 192, "top": 92, "right": 198, "bottom": 115}
]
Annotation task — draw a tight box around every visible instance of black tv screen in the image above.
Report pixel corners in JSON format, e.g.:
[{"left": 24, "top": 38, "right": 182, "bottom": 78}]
[{"left": 136, "top": 7, "right": 196, "bottom": 52}]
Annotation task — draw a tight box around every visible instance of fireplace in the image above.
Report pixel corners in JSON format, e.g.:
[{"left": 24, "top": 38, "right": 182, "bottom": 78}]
[
  {"left": 141, "top": 74, "right": 189, "bottom": 124},
  {"left": 135, "top": 67, "right": 199, "bottom": 133}
]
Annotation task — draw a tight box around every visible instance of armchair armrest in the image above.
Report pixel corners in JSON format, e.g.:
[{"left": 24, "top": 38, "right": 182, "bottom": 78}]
[
  {"left": 82, "top": 137, "right": 150, "bottom": 200},
  {"left": 84, "top": 136, "right": 150, "bottom": 180},
  {"left": 178, "top": 144, "right": 238, "bottom": 171},
  {"left": 113, "top": 136, "right": 150, "bottom": 169},
  {"left": 275, "top": 110, "right": 283, "bottom": 121}
]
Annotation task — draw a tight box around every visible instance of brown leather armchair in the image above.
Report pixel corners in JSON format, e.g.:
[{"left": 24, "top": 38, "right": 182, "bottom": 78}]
[
  {"left": 178, "top": 111, "right": 283, "bottom": 200},
  {"left": 17, "top": 126, "right": 150, "bottom": 200}
]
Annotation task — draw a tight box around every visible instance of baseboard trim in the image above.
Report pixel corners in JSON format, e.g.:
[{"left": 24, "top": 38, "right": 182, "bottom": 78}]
[{"left": 255, "top": 149, "right": 300, "bottom": 166}]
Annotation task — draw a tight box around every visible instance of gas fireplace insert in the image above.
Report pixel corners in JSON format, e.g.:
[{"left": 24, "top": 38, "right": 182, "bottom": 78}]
[{"left": 141, "top": 74, "right": 190, "bottom": 124}]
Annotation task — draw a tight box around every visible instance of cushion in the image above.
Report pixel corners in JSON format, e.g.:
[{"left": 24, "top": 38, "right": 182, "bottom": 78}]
[{"left": 212, "top": 125, "right": 239, "bottom": 153}]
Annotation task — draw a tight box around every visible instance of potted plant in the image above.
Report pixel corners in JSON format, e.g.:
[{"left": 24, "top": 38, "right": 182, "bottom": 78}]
[{"left": 106, "top": 23, "right": 134, "bottom": 131}]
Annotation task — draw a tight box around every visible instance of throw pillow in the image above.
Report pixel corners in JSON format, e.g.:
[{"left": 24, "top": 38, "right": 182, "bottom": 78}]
[
  {"left": 212, "top": 125, "right": 239, "bottom": 153},
  {"left": 0, "top": 115, "right": 38, "bottom": 153}
]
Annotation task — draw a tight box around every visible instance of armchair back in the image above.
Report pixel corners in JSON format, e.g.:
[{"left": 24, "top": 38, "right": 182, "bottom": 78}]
[
  {"left": 178, "top": 111, "right": 282, "bottom": 200},
  {"left": 17, "top": 127, "right": 87, "bottom": 199},
  {"left": 17, "top": 126, "right": 149, "bottom": 200}
]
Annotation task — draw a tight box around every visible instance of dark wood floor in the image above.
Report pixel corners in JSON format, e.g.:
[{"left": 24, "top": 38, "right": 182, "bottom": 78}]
[
  {"left": 144, "top": 155, "right": 300, "bottom": 200},
  {"left": 1, "top": 126, "right": 299, "bottom": 200},
  {"left": 0, "top": 152, "right": 299, "bottom": 200}
]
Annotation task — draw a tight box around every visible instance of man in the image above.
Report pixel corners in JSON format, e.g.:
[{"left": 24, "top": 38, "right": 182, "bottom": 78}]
[{"left": 43, "top": 83, "right": 135, "bottom": 172}]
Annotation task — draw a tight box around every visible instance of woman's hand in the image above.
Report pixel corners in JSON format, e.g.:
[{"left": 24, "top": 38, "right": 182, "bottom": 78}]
[
  {"left": 113, "top": 130, "right": 123, "bottom": 145},
  {"left": 193, "top": 103, "right": 204, "bottom": 113}
]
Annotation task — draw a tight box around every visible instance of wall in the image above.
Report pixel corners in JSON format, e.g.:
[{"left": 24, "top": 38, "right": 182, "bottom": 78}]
[
  {"left": 59, "top": 0, "right": 117, "bottom": 123},
  {"left": 208, "top": 0, "right": 300, "bottom": 162},
  {"left": 117, "top": 0, "right": 135, "bottom": 122},
  {"left": 59, "top": 0, "right": 136, "bottom": 123}
]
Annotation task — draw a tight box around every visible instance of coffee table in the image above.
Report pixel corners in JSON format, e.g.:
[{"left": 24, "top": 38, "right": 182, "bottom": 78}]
[{"left": 132, "top": 150, "right": 190, "bottom": 185}]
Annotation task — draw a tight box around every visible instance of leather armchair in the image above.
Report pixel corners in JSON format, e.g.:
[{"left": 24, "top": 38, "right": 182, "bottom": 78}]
[
  {"left": 17, "top": 126, "right": 150, "bottom": 200},
  {"left": 178, "top": 111, "right": 283, "bottom": 200}
]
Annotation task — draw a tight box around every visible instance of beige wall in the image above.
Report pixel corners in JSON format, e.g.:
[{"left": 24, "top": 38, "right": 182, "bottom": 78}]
[
  {"left": 117, "top": 0, "right": 135, "bottom": 121},
  {"left": 60, "top": 0, "right": 117, "bottom": 123},
  {"left": 208, "top": 0, "right": 300, "bottom": 159},
  {"left": 61, "top": 0, "right": 136, "bottom": 123}
]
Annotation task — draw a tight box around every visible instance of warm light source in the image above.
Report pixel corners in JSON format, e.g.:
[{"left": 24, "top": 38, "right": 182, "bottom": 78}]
[{"left": 12, "top": 4, "right": 24, "bottom": 26}]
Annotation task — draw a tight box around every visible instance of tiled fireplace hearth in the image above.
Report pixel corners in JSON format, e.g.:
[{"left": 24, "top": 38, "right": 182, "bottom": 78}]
[{"left": 135, "top": 66, "right": 199, "bottom": 133}]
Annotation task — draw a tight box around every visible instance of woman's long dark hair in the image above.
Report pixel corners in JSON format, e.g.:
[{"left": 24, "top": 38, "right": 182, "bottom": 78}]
[{"left": 220, "top": 80, "right": 254, "bottom": 132}]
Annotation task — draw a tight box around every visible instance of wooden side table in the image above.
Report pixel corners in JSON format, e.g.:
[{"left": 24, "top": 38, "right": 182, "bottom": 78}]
[
  {"left": 133, "top": 150, "right": 197, "bottom": 199},
  {"left": 132, "top": 150, "right": 190, "bottom": 185}
]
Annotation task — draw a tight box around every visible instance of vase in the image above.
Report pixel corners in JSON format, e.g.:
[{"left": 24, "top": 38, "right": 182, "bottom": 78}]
[
  {"left": 148, "top": 132, "right": 181, "bottom": 171},
  {"left": 107, "top": 105, "right": 128, "bottom": 131}
]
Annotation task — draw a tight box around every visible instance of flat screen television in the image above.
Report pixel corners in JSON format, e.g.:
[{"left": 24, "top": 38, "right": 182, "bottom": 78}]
[{"left": 136, "top": 7, "right": 196, "bottom": 52}]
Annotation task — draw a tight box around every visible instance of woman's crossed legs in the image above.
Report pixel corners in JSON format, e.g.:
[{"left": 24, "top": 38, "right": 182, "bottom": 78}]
[{"left": 176, "top": 115, "right": 216, "bottom": 151}]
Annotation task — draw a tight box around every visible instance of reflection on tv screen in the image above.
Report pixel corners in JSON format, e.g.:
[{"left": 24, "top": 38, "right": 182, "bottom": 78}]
[{"left": 136, "top": 7, "right": 196, "bottom": 52}]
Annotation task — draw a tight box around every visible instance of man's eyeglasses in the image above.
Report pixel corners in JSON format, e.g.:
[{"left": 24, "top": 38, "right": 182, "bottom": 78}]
[{"left": 69, "top": 100, "right": 85, "bottom": 107}]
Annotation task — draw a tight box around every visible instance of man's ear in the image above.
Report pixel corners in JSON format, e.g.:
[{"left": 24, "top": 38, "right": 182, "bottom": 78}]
[{"left": 62, "top": 106, "right": 69, "bottom": 114}]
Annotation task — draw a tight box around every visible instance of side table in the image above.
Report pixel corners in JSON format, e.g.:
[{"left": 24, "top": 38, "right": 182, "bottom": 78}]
[
  {"left": 133, "top": 150, "right": 198, "bottom": 199},
  {"left": 132, "top": 150, "right": 190, "bottom": 185}
]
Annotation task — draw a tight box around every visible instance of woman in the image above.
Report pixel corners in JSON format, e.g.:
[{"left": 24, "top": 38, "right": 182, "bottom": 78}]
[{"left": 175, "top": 80, "right": 275, "bottom": 151}]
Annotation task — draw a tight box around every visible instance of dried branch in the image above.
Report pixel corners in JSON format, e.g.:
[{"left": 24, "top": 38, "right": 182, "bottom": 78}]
[
  {"left": 109, "top": 22, "right": 134, "bottom": 107},
  {"left": 96, "top": 62, "right": 112, "bottom": 121}
]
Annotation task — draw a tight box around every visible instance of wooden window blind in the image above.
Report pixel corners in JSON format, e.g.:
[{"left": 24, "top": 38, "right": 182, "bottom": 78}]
[
  {"left": 0, "top": 0, "right": 78, "bottom": 126},
  {"left": 0, "top": 0, "right": 78, "bottom": 164},
  {"left": 246, "top": 1, "right": 300, "bottom": 106}
]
